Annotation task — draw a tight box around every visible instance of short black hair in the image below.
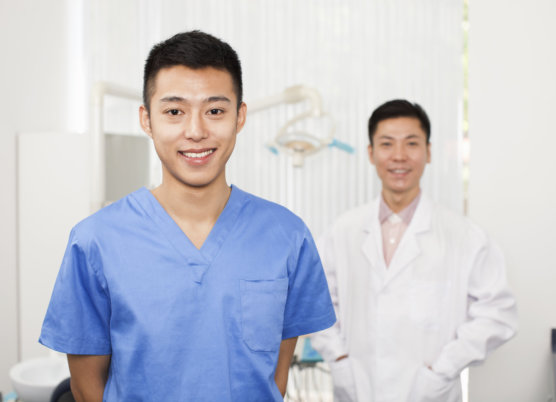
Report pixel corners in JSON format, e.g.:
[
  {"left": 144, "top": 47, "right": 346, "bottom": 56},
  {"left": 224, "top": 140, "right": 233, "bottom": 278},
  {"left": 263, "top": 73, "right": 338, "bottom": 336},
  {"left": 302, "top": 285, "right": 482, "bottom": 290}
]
[
  {"left": 142, "top": 30, "right": 243, "bottom": 113},
  {"left": 368, "top": 99, "right": 431, "bottom": 145}
]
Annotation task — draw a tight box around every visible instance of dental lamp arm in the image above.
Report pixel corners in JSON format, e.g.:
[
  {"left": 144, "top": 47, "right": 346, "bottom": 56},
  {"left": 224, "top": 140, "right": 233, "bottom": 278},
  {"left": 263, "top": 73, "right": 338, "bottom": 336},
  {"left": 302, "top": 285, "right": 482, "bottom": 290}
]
[
  {"left": 248, "top": 85, "right": 323, "bottom": 115},
  {"left": 329, "top": 138, "right": 355, "bottom": 154}
]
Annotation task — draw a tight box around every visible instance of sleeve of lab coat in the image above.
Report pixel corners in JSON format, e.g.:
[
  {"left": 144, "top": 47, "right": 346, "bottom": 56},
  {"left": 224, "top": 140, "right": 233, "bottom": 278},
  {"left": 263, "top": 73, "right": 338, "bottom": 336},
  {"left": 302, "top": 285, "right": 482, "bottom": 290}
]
[
  {"left": 430, "top": 231, "right": 518, "bottom": 380},
  {"left": 309, "top": 230, "right": 349, "bottom": 362},
  {"left": 310, "top": 231, "right": 358, "bottom": 401}
]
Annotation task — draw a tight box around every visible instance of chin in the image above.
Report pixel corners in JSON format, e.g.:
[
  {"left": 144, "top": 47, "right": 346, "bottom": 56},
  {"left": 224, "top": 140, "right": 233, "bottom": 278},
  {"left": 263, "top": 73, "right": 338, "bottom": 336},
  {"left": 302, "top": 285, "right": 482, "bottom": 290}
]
[{"left": 181, "top": 180, "right": 214, "bottom": 189}]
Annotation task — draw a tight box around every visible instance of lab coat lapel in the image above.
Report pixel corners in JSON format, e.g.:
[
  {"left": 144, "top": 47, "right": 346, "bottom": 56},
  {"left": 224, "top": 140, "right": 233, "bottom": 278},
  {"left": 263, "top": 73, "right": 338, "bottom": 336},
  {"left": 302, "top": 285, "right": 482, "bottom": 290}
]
[
  {"left": 383, "top": 194, "right": 433, "bottom": 287},
  {"left": 361, "top": 198, "right": 387, "bottom": 283}
]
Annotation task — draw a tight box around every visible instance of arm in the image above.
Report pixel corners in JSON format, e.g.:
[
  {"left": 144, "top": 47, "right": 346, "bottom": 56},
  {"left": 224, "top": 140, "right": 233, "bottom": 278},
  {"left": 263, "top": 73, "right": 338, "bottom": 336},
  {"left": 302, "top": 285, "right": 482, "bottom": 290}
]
[
  {"left": 274, "top": 337, "right": 298, "bottom": 396},
  {"left": 309, "top": 232, "right": 358, "bottom": 402},
  {"left": 431, "top": 235, "right": 518, "bottom": 380},
  {"left": 67, "top": 354, "right": 111, "bottom": 402}
]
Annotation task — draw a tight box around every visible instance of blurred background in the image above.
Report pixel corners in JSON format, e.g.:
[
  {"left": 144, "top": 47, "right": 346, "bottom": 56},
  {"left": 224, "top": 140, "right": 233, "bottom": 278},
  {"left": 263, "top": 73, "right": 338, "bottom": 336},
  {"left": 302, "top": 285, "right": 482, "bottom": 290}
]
[{"left": 0, "top": 0, "right": 555, "bottom": 400}]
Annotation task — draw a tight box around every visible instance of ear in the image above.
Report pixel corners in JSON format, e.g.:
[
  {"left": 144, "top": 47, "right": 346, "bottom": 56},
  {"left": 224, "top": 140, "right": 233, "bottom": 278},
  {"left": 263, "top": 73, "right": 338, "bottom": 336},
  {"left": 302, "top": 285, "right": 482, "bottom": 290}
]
[
  {"left": 235, "top": 102, "right": 247, "bottom": 134},
  {"left": 367, "top": 144, "right": 376, "bottom": 165},
  {"left": 139, "top": 105, "right": 153, "bottom": 138},
  {"left": 426, "top": 142, "right": 431, "bottom": 163}
]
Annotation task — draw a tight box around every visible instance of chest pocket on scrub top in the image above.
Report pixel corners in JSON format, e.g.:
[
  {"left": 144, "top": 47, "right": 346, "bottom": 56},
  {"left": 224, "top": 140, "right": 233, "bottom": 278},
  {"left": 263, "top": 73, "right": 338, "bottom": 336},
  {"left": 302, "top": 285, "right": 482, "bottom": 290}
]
[{"left": 240, "top": 278, "right": 288, "bottom": 352}]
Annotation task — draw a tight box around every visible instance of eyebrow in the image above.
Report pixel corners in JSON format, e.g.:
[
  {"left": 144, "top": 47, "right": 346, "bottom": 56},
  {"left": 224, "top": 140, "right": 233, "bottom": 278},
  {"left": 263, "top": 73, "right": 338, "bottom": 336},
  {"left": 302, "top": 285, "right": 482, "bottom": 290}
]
[
  {"left": 377, "top": 134, "right": 422, "bottom": 140},
  {"left": 404, "top": 134, "right": 422, "bottom": 140},
  {"left": 159, "top": 95, "right": 232, "bottom": 104}
]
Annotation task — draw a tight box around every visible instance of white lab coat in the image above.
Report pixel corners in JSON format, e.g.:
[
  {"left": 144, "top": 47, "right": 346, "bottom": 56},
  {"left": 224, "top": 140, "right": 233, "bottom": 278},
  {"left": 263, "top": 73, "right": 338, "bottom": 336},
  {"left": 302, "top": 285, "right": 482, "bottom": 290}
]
[{"left": 311, "top": 194, "right": 517, "bottom": 402}]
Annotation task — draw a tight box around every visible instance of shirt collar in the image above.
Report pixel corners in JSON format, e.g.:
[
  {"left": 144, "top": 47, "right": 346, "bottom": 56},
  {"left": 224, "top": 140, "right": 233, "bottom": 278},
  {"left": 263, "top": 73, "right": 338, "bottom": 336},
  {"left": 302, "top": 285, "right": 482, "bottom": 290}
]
[{"left": 379, "top": 191, "right": 421, "bottom": 224}]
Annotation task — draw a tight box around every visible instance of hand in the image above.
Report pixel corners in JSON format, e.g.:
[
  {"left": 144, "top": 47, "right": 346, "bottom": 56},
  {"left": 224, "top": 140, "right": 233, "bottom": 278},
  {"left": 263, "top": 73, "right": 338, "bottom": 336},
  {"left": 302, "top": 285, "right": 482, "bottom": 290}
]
[
  {"left": 407, "top": 366, "right": 457, "bottom": 402},
  {"left": 329, "top": 357, "right": 357, "bottom": 402}
]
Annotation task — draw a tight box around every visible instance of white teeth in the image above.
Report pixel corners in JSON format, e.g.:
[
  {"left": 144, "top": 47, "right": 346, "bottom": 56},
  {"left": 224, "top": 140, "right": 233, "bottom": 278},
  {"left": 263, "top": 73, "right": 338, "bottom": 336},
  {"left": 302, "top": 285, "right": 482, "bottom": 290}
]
[
  {"left": 391, "top": 169, "right": 408, "bottom": 173},
  {"left": 182, "top": 149, "right": 214, "bottom": 158}
]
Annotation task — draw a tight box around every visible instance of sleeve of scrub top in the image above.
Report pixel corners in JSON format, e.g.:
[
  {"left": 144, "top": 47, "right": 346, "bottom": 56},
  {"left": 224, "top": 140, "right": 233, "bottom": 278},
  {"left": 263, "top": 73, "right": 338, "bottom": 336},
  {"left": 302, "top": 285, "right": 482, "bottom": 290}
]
[
  {"left": 430, "top": 231, "right": 518, "bottom": 380},
  {"left": 309, "top": 230, "right": 350, "bottom": 362},
  {"left": 39, "top": 228, "right": 112, "bottom": 355},
  {"left": 281, "top": 226, "right": 336, "bottom": 340}
]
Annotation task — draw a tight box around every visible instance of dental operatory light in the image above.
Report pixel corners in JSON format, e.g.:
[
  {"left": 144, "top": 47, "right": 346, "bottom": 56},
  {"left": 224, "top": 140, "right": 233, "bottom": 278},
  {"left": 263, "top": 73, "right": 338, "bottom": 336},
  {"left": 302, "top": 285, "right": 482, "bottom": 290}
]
[{"left": 249, "top": 85, "right": 354, "bottom": 167}]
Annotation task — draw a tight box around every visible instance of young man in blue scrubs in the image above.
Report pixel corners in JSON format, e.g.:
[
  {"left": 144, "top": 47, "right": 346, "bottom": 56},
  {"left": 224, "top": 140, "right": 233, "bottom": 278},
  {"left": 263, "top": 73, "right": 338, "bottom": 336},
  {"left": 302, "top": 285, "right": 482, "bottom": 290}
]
[{"left": 40, "top": 31, "right": 336, "bottom": 401}]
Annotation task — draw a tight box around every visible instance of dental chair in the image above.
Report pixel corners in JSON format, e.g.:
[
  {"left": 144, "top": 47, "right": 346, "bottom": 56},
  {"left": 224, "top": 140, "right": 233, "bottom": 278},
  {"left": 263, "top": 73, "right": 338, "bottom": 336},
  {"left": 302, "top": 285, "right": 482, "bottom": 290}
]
[{"left": 50, "top": 378, "right": 74, "bottom": 402}]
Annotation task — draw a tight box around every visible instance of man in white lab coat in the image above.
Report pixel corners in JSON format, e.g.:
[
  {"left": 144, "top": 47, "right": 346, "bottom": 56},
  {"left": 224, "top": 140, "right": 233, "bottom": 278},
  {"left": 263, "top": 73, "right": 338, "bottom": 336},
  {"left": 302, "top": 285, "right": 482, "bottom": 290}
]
[{"left": 310, "top": 99, "right": 517, "bottom": 402}]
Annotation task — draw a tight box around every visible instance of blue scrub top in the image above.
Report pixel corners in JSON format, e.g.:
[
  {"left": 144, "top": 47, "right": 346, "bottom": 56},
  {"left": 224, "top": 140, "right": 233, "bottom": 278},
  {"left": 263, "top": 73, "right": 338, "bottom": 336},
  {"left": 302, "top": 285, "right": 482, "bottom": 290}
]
[{"left": 40, "top": 185, "right": 336, "bottom": 401}]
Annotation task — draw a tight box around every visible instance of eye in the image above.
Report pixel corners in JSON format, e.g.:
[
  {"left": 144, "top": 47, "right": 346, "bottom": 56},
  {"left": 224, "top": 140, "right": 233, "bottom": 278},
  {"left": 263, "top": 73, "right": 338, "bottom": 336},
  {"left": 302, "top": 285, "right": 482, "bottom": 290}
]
[
  {"left": 166, "top": 109, "right": 182, "bottom": 116},
  {"left": 208, "top": 108, "right": 223, "bottom": 115},
  {"left": 380, "top": 142, "right": 392, "bottom": 147},
  {"left": 408, "top": 142, "right": 419, "bottom": 146}
]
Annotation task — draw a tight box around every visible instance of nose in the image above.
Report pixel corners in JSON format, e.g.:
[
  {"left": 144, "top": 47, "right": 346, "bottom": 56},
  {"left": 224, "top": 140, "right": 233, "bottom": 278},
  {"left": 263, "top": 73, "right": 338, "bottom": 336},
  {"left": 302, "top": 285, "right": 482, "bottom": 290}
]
[
  {"left": 184, "top": 113, "right": 208, "bottom": 141},
  {"left": 392, "top": 143, "right": 407, "bottom": 160}
]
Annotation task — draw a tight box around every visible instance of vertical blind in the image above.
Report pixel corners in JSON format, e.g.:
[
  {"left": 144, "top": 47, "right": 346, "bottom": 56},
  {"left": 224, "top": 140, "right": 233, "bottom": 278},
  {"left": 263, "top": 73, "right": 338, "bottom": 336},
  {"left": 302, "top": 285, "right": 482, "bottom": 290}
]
[{"left": 90, "top": 0, "right": 464, "bottom": 236}]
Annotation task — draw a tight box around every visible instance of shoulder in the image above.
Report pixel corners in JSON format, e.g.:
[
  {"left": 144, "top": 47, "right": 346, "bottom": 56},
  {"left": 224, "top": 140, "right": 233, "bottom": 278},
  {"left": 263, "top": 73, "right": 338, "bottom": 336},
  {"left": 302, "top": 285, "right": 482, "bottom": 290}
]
[
  {"left": 336, "top": 202, "right": 374, "bottom": 225},
  {"left": 71, "top": 188, "right": 147, "bottom": 245},
  {"left": 326, "top": 201, "right": 376, "bottom": 236},
  {"left": 427, "top": 198, "right": 489, "bottom": 247},
  {"left": 237, "top": 187, "right": 307, "bottom": 234}
]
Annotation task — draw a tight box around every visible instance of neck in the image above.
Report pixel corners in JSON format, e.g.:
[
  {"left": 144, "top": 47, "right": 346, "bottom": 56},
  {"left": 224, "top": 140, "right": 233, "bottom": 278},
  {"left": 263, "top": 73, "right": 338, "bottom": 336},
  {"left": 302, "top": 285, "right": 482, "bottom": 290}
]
[
  {"left": 152, "top": 175, "right": 231, "bottom": 224},
  {"left": 382, "top": 187, "right": 420, "bottom": 213}
]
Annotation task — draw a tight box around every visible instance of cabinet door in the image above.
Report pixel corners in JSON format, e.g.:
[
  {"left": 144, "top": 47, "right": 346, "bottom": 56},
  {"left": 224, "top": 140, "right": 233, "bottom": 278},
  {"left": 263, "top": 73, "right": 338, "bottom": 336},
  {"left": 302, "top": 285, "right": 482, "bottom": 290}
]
[{"left": 17, "top": 132, "right": 89, "bottom": 360}]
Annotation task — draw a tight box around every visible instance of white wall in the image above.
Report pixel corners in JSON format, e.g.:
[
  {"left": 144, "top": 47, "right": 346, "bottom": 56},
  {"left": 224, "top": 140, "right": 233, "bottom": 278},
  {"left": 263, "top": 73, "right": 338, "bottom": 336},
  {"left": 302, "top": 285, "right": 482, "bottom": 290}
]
[
  {"left": 0, "top": 0, "right": 73, "bottom": 393},
  {"left": 468, "top": 1, "right": 556, "bottom": 400},
  {"left": 152, "top": 0, "right": 464, "bottom": 235},
  {"left": 0, "top": 0, "right": 155, "bottom": 392}
]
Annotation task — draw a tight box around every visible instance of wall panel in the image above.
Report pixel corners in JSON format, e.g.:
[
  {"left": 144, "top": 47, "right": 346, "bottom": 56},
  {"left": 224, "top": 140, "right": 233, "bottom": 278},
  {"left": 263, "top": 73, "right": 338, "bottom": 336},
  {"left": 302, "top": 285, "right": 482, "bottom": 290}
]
[{"left": 147, "top": 0, "right": 464, "bottom": 236}]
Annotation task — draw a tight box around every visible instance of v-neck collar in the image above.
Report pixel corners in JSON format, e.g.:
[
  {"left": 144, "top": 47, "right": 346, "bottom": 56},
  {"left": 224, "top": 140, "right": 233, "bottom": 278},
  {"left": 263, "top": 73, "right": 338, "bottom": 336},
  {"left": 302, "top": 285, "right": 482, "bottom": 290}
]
[{"left": 133, "top": 185, "right": 246, "bottom": 283}]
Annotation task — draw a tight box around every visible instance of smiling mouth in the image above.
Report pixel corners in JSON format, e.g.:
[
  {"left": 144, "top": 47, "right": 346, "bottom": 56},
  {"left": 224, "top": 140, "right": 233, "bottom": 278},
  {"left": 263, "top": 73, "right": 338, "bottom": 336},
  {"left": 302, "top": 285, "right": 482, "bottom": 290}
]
[
  {"left": 179, "top": 149, "right": 216, "bottom": 158},
  {"left": 389, "top": 169, "right": 410, "bottom": 174}
]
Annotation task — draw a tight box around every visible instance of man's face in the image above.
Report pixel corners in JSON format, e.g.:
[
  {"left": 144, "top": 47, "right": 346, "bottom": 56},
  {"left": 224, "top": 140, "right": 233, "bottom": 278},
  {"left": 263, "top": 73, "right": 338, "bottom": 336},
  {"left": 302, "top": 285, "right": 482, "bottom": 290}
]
[
  {"left": 368, "top": 116, "right": 430, "bottom": 201},
  {"left": 140, "top": 65, "right": 246, "bottom": 190}
]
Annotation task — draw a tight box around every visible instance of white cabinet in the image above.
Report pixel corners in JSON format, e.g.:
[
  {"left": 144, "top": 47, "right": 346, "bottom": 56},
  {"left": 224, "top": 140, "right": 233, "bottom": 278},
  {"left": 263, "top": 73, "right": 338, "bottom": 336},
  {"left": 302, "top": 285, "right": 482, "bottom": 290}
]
[{"left": 17, "top": 131, "right": 154, "bottom": 360}]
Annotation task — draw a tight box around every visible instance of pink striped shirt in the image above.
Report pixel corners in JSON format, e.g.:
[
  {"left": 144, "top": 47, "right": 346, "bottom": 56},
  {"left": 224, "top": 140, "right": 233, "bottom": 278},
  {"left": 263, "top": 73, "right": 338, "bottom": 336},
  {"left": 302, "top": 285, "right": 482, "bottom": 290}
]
[{"left": 379, "top": 193, "right": 421, "bottom": 267}]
